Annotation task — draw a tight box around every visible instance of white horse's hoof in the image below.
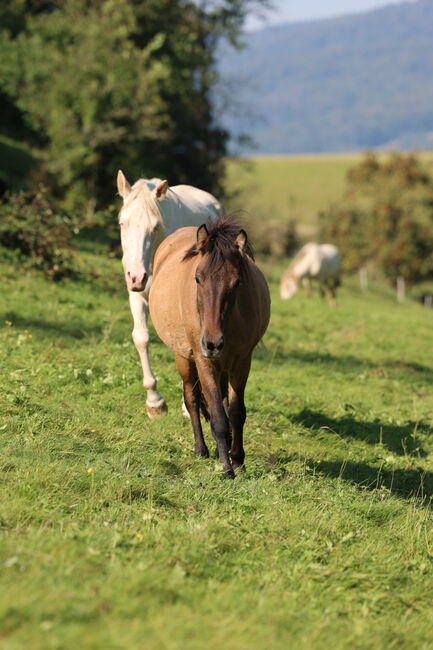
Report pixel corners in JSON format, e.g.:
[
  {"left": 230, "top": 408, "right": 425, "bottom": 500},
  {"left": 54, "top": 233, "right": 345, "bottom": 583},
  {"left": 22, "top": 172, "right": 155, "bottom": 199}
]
[
  {"left": 147, "top": 402, "right": 168, "bottom": 419},
  {"left": 182, "top": 400, "right": 191, "bottom": 419}
]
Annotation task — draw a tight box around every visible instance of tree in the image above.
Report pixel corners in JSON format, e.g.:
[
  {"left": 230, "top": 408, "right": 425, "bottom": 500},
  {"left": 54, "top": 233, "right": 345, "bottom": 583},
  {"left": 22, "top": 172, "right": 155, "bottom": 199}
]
[
  {"left": 0, "top": 0, "right": 270, "bottom": 210},
  {"left": 320, "top": 153, "right": 433, "bottom": 284}
]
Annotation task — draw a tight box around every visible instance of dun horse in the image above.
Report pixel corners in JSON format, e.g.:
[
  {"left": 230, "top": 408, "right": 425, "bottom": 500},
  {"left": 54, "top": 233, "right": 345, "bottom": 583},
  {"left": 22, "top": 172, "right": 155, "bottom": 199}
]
[
  {"left": 280, "top": 243, "right": 341, "bottom": 305},
  {"left": 149, "top": 217, "right": 270, "bottom": 478},
  {"left": 116, "top": 170, "right": 223, "bottom": 418}
]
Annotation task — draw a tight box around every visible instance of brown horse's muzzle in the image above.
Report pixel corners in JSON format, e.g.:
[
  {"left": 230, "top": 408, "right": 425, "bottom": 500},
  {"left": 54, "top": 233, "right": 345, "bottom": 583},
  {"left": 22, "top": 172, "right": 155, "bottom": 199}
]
[{"left": 201, "top": 334, "right": 224, "bottom": 358}]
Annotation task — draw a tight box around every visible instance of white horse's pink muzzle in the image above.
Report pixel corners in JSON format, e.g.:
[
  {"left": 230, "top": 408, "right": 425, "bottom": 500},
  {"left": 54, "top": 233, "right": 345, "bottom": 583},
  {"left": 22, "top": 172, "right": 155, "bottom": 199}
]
[{"left": 126, "top": 270, "right": 147, "bottom": 292}]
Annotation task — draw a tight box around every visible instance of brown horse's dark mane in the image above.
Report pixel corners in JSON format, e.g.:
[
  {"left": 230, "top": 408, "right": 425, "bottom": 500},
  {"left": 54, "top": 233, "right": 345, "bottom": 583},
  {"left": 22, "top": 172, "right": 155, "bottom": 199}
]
[{"left": 182, "top": 216, "right": 254, "bottom": 276}]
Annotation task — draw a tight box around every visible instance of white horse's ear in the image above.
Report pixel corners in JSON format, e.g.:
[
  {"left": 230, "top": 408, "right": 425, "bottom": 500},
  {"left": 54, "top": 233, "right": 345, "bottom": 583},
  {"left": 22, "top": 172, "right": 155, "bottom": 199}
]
[
  {"left": 197, "top": 224, "right": 209, "bottom": 251},
  {"left": 235, "top": 229, "right": 247, "bottom": 253},
  {"left": 117, "top": 170, "right": 131, "bottom": 199},
  {"left": 154, "top": 180, "right": 169, "bottom": 200}
]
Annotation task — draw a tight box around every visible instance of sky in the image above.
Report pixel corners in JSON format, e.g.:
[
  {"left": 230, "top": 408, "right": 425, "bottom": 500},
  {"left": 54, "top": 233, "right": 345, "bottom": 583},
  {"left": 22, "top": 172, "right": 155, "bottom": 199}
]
[{"left": 246, "top": 0, "right": 417, "bottom": 30}]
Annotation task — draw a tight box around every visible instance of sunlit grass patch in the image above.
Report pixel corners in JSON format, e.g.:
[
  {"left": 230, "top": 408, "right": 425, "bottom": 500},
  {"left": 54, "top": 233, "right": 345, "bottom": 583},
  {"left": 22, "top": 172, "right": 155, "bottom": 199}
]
[{"left": 1, "top": 247, "right": 433, "bottom": 648}]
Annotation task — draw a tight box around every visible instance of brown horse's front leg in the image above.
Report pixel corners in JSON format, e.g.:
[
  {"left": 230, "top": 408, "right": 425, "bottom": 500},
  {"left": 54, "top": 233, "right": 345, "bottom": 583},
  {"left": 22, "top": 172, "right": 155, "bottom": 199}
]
[
  {"left": 229, "top": 356, "right": 252, "bottom": 470},
  {"left": 197, "top": 361, "right": 234, "bottom": 478},
  {"left": 175, "top": 356, "right": 209, "bottom": 458}
]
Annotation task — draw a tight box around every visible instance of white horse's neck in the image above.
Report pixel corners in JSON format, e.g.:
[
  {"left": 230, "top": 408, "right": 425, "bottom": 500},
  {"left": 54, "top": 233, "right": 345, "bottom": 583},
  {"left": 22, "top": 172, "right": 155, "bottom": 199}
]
[{"left": 157, "top": 185, "right": 220, "bottom": 235}]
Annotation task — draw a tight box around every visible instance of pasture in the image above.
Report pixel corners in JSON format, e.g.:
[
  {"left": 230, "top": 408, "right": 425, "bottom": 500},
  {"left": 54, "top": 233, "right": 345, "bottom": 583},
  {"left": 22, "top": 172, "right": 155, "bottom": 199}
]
[
  {"left": 226, "top": 152, "right": 433, "bottom": 237},
  {"left": 1, "top": 225, "right": 433, "bottom": 648}
]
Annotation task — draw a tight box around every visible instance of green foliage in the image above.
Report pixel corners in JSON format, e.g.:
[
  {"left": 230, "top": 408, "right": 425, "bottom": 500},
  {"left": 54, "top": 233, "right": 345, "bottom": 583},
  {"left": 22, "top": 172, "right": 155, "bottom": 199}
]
[
  {"left": 0, "top": 186, "right": 80, "bottom": 278},
  {"left": 0, "top": 1, "right": 168, "bottom": 209},
  {"left": 1, "top": 244, "right": 433, "bottom": 648},
  {"left": 248, "top": 218, "right": 300, "bottom": 258},
  {"left": 0, "top": 1, "right": 266, "bottom": 209},
  {"left": 320, "top": 153, "right": 433, "bottom": 284}
]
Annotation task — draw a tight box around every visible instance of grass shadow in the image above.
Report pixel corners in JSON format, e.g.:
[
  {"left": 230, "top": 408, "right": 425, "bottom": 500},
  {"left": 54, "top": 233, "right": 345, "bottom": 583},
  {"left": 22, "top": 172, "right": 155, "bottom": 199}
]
[
  {"left": 2, "top": 311, "right": 104, "bottom": 340},
  {"left": 258, "top": 346, "right": 433, "bottom": 383},
  {"left": 313, "top": 458, "right": 433, "bottom": 503},
  {"left": 292, "top": 408, "right": 430, "bottom": 457},
  {"left": 263, "top": 450, "right": 433, "bottom": 504}
]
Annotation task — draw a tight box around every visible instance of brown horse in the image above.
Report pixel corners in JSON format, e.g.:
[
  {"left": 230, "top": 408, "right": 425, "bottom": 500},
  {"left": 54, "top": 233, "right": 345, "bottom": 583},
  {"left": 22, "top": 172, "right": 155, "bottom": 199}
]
[{"left": 149, "top": 217, "right": 270, "bottom": 478}]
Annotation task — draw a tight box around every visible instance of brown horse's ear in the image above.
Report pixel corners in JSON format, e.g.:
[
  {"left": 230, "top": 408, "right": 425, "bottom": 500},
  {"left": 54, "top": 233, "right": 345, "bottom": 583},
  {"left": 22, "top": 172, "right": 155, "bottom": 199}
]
[
  {"left": 155, "top": 180, "right": 169, "bottom": 200},
  {"left": 235, "top": 229, "right": 247, "bottom": 253},
  {"left": 196, "top": 224, "right": 209, "bottom": 252},
  {"left": 117, "top": 170, "right": 131, "bottom": 199}
]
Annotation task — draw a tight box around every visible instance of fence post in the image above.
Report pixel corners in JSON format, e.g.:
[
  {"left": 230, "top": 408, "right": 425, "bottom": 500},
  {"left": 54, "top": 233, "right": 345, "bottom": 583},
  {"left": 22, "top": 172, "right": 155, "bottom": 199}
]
[
  {"left": 396, "top": 276, "right": 405, "bottom": 303},
  {"left": 423, "top": 293, "right": 433, "bottom": 309},
  {"left": 359, "top": 267, "right": 368, "bottom": 292}
]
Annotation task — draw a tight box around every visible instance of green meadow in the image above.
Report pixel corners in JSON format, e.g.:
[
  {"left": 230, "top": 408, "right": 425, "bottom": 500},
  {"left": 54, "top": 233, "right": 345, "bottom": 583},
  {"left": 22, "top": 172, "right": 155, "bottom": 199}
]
[
  {"left": 226, "top": 152, "right": 433, "bottom": 237},
  {"left": 1, "top": 190, "right": 433, "bottom": 648}
]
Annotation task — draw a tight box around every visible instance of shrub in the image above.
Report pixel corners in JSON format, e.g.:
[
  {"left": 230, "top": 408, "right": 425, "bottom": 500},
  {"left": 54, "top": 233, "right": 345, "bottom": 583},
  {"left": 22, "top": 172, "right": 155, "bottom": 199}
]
[
  {"left": 0, "top": 186, "right": 80, "bottom": 279},
  {"left": 320, "top": 153, "right": 433, "bottom": 284},
  {"left": 248, "top": 218, "right": 300, "bottom": 258}
]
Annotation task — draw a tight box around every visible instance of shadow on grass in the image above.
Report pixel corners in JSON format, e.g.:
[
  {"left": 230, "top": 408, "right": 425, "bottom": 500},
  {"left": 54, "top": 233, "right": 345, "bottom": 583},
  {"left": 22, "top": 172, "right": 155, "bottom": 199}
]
[
  {"left": 2, "top": 311, "right": 103, "bottom": 340},
  {"left": 312, "top": 458, "right": 433, "bottom": 503},
  {"left": 292, "top": 408, "right": 429, "bottom": 457},
  {"left": 263, "top": 450, "right": 433, "bottom": 504},
  {"left": 257, "top": 346, "right": 433, "bottom": 383}
]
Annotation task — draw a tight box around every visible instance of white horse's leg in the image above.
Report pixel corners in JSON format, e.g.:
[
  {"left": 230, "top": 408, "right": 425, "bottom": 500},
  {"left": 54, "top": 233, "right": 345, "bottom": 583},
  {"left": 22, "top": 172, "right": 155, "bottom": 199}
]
[
  {"left": 129, "top": 290, "right": 168, "bottom": 418},
  {"left": 302, "top": 277, "right": 312, "bottom": 298}
]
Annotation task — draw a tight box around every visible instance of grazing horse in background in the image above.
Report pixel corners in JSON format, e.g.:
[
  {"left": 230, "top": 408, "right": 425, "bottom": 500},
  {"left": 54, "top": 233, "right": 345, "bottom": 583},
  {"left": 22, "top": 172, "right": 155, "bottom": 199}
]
[
  {"left": 280, "top": 243, "right": 341, "bottom": 305},
  {"left": 116, "top": 170, "right": 223, "bottom": 418},
  {"left": 149, "top": 217, "right": 270, "bottom": 478}
]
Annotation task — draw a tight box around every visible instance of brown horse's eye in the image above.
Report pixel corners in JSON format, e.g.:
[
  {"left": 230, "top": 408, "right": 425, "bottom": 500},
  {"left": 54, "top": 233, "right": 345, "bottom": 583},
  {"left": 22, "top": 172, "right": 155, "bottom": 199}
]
[{"left": 195, "top": 275, "right": 200, "bottom": 285}]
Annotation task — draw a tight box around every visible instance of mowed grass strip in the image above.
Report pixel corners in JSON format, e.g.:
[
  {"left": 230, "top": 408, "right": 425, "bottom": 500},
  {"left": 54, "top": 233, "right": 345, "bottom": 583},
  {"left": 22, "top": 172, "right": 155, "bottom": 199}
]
[{"left": 1, "top": 246, "right": 433, "bottom": 649}]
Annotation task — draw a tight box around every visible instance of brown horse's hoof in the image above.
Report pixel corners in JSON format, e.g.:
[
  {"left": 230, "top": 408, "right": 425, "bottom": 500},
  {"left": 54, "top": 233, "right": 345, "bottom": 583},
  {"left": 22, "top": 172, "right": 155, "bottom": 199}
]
[
  {"left": 146, "top": 402, "right": 168, "bottom": 419},
  {"left": 222, "top": 468, "right": 235, "bottom": 480},
  {"left": 194, "top": 446, "right": 210, "bottom": 458}
]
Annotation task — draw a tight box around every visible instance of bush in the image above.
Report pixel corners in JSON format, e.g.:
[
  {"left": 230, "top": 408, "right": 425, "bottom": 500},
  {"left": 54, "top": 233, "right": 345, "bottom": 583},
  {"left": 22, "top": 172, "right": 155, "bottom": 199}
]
[
  {"left": 320, "top": 153, "right": 433, "bottom": 284},
  {"left": 0, "top": 186, "right": 80, "bottom": 279},
  {"left": 248, "top": 218, "right": 300, "bottom": 258}
]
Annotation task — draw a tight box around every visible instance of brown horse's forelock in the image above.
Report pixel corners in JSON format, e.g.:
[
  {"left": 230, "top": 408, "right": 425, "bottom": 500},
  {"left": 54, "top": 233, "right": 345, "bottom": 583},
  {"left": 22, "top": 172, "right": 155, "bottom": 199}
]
[{"left": 182, "top": 216, "right": 253, "bottom": 277}]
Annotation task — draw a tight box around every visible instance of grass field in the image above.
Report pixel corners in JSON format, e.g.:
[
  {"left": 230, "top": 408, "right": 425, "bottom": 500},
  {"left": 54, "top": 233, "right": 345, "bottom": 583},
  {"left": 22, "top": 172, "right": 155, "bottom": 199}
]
[
  {"left": 1, "top": 225, "right": 433, "bottom": 648},
  {"left": 225, "top": 152, "right": 433, "bottom": 238}
]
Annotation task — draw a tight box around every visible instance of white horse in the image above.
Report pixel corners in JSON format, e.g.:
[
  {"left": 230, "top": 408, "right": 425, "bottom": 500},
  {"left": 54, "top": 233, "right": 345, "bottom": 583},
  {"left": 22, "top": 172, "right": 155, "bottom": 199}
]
[
  {"left": 117, "top": 170, "right": 223, "bottom": 418},
  {"left": 280, "top": 243, "right": 341, "bottom": 305}
]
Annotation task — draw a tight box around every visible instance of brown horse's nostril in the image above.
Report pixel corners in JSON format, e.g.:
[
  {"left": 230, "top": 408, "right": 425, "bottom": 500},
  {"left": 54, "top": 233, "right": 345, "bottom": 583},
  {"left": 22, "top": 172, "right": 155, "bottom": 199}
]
[
  {"left": 216, "top": 336, "right": 224, "bottom": 351},
  {"left": 202, "top": 335, "right": 224, "bottom": 353},
  {"left": 202, "top": 336, "right": 213, "bottom": 351}
]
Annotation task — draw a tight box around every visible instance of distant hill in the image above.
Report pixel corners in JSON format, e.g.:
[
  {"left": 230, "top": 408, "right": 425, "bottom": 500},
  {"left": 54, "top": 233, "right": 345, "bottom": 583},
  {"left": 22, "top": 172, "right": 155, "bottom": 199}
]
[{"left": 218, "top": 0, "right": 433, "bottom": 154}]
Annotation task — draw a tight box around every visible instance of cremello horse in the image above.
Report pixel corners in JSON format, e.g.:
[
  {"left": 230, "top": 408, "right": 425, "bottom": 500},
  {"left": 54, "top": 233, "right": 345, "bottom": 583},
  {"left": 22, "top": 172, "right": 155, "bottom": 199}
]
[
  {"left": 149, "top": 217, "right": 270, "bottom": 477},
  {"left": 280, "top": 243, "right": 341, "bottom": 305},
  {"left": 116, "top": 170, "right": 223, "bottom": 418}
]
